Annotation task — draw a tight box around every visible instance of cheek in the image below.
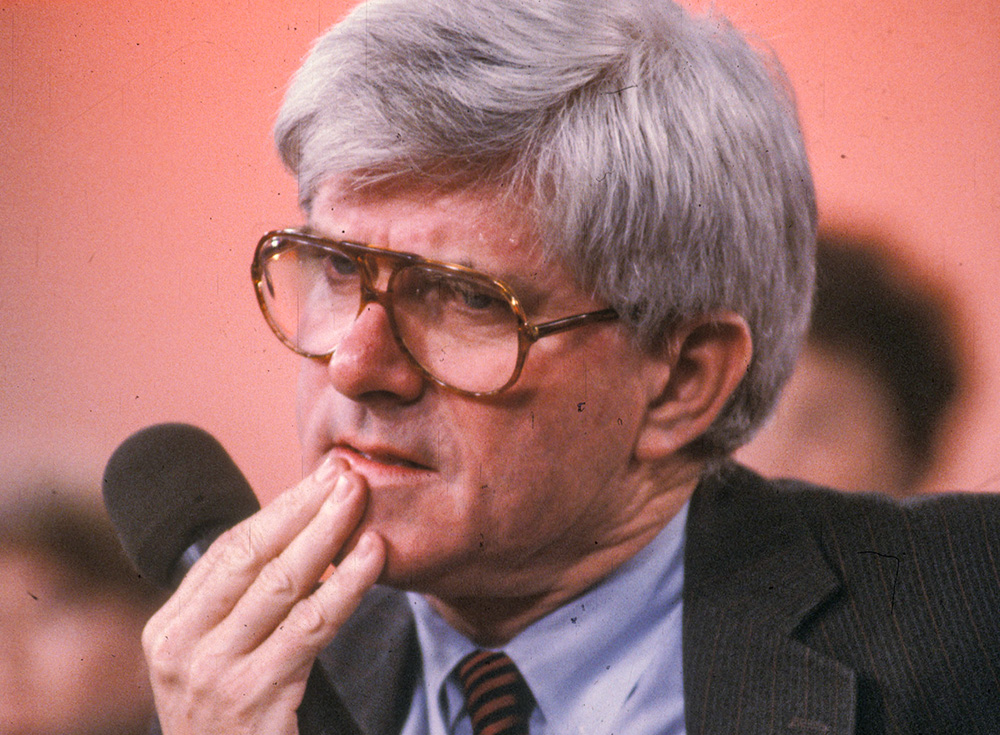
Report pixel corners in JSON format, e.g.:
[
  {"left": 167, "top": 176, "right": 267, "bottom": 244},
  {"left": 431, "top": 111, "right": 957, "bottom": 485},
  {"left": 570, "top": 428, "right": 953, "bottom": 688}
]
[
  {"left": 295, "top": 358, "right": 321, "bottom": 442},
  {"left": 295, "top": 357, "right": 333, "bottom": 470},
  {"left": 451, "top": 374, "right": 643, "bottom": 523}
]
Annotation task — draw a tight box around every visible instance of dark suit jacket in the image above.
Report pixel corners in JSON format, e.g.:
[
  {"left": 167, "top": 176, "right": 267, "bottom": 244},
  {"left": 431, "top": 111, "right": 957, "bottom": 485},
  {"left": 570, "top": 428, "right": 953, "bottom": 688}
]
[{"left": 295, "top": 463, "right": 1000, "bottom": 733}]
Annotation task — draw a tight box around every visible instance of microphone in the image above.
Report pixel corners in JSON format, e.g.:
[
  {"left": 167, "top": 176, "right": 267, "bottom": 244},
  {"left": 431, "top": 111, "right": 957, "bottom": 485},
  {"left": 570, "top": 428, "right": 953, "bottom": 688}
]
[
  {"left": 102, "top": 423, "right": 260, "bottom": 587},
  {"left": 102, "top": 423, "right": 359, "bottom": 735}
]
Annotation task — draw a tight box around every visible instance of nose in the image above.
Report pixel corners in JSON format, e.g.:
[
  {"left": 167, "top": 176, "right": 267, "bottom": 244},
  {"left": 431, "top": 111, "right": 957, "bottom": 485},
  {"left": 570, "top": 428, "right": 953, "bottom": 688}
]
[{"left": 323, "top": 301, "right": 426, "bottom": 403}]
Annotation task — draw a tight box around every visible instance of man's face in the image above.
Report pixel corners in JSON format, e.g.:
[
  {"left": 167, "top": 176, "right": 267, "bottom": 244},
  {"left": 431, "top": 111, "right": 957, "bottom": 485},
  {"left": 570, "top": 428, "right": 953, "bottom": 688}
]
[{"left": 291, "top": 178, "right": 657, "bottom": 598}]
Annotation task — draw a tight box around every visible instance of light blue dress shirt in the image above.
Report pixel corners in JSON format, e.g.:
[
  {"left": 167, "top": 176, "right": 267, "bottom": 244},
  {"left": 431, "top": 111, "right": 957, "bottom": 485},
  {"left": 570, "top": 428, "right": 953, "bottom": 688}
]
[{"left": 400, "top": 502, "right": 688, "bottom": 735}]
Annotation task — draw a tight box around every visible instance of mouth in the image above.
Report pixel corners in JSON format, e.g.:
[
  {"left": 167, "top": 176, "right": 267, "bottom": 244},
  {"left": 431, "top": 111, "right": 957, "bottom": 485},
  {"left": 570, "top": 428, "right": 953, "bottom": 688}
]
[{"left": 330, "top": 442, "right": 434, "bottom": 474}]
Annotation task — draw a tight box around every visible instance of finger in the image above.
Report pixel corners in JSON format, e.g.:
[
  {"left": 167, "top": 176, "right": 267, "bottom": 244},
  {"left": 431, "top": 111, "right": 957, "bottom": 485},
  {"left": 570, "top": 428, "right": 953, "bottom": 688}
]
[
  {"left": 173, "top": 455, "right": 344, "bottom": 609},
  {"left": 254, "top": 531, "right": 387, "bottom": 682},
  {"left": 145, "top": 457, "right": 347, "bottom": 652},
  {"left": 212, "top": 472, "right": 368, "bottom": 654}
]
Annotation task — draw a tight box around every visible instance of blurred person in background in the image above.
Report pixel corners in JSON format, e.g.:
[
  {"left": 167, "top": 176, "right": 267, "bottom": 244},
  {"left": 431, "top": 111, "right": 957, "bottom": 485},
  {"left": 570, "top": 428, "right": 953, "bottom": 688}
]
[
  {"left": 0, "top": 481, "right": 163, "bottom": 735},
  {"left": 738, "top": 232, "right": 962, "bottom": 496}
]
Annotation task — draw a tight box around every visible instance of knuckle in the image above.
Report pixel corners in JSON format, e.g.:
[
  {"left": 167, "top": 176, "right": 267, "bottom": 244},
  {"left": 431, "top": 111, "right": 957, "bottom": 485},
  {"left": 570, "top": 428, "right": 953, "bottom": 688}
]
[
  {"left": 143, "top": 625, "right": 185, "bottom": 688},
  {"left": 244, "top": 515, "right": 271, "bottom": 556},
  {"left": 143, "top": 617, "right": 173, "bottom": 662},
  {"left": 288, "top": 596, "right": 332, "bottom": 639},
  {"left": 214, "top": 523, "right": 259, "bottom": 571},
  {"left": 258, "top": 556, "right": 302, "bottom": 600}
]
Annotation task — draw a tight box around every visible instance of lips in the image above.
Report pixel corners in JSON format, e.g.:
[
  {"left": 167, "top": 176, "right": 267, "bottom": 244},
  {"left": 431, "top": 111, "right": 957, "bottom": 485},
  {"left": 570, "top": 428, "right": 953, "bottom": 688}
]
[
  {"left": 330, "top": 441, "right": 434, "bottom": 474},
  {"left": 353, "top": 447, "right": 429, "bottom": 470}
]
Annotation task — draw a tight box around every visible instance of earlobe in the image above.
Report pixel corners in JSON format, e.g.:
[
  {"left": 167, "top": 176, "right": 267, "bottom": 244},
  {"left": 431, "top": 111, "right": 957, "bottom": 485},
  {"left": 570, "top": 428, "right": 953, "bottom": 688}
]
[{"left": 634, "top": 312, "right": 753, "bottom": 461}]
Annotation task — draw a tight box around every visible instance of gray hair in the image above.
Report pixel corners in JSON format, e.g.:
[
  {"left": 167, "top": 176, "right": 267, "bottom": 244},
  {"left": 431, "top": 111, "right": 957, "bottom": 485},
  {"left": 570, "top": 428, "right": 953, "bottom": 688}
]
[{"left": 275, "top": 0, "right": 817, "bottom": 456}]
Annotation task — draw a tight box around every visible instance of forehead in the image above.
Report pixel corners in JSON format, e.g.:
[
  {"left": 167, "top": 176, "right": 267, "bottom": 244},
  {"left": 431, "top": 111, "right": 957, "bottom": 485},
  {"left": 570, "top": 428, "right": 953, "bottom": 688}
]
[
  {"left": 311, "top": 178, "right": 570, "bottom": 280},
  {"left": 310, "top": 177, "right": 532, "bottom": 262},
  {"left": 307, "top": 177, "right": 602, "bottom": 311}
]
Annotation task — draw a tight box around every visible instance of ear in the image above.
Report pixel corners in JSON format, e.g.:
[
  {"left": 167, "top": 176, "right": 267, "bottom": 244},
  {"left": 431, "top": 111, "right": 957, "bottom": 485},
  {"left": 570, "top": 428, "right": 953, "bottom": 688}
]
[{"left": 634, "top": 312, "right": 753, "bottom": 462}]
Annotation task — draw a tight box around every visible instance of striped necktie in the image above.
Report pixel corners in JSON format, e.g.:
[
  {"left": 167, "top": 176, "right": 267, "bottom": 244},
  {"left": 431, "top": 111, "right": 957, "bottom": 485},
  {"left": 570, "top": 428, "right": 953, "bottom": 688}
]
[{"left": 455, "top": 649, "right": 534, "bottom": 735}]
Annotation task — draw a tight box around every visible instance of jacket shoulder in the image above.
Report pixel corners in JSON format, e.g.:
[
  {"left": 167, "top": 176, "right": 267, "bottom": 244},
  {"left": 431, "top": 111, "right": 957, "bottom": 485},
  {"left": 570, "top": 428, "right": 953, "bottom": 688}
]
[
  {"left": 685, "top": 465, "right": 1000, "bottom": 733},
  {"left": 771, "top": 473, "right": 1000, "bottom": 577},
  {"left": 765, "top": 472, "right": 1000, "bottom": 730}
]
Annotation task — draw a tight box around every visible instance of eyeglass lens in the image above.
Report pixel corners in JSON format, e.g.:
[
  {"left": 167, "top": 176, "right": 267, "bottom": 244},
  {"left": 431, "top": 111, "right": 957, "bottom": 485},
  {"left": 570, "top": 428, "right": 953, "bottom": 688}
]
[{"left": 259, "top": 238, "right": 523, "bottom": 393}]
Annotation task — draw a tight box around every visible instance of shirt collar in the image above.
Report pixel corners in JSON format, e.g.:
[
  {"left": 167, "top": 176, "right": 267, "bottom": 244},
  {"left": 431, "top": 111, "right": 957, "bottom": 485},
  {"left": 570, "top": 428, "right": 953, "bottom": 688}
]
[{"left": 408, "top": 500, "right": 688, "bottom": 732}]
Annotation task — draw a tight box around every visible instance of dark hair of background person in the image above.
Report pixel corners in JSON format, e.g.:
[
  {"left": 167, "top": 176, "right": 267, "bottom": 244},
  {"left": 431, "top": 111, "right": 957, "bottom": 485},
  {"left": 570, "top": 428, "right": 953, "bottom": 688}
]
[
  {"left": 0, "top": 487, "right": 160, "bottom": 605},
  {"left": 810, "top": 231, "right": 961, "bottom": 487}
]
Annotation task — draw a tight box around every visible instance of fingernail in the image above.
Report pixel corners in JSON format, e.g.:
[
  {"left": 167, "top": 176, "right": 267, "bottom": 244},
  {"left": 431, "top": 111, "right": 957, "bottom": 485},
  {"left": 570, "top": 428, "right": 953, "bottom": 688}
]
[
  {"left": 332, "top": 474, "right": 353, "bottom": 503},
  {"left": 315, "top": 455, "right": 338, "bottom": 484},
  {"left": 355, "top": 533, "right": 375, "bottom": 559}
]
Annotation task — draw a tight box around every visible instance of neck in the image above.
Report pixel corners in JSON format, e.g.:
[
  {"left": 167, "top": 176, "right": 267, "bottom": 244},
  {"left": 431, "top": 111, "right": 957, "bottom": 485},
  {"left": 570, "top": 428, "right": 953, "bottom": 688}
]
[{"left": 423, "top": 458, "right": 702, "bottom": 646}]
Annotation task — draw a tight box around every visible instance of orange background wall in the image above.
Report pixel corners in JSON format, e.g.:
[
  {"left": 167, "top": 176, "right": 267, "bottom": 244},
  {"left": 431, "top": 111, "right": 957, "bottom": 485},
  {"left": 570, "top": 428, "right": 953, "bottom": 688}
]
[{"left": 2, "top": 0, "right": 998, "bottom": 499}]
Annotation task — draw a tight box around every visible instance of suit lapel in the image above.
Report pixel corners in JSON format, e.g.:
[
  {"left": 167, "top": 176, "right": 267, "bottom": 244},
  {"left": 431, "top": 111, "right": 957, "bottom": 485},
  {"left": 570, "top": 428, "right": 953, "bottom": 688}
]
[
  {"left": 316, "top": 586, "right": 420, "bottom": 735},
  {"left": 683, "top": 463, "right": 857, "bottom": 734}
]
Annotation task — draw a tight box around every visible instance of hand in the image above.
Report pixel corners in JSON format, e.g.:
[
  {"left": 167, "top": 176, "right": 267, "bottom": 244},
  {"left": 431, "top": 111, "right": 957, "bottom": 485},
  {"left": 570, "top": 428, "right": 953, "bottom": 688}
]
[{"left": 142, "top": 458, "right": 386, "bottom": 735}]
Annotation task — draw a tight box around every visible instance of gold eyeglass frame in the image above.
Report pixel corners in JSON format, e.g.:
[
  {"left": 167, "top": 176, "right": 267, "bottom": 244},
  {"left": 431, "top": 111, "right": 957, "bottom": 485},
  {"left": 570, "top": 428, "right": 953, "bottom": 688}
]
[{"left": 252, "top": 228, "right": 619, "bottom": 396}]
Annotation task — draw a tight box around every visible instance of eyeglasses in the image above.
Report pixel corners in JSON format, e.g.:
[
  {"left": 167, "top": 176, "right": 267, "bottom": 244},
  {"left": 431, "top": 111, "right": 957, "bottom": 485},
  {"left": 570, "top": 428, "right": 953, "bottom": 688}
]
[{"left": 251, "top": 229, "right": 619, "bottom": 396}]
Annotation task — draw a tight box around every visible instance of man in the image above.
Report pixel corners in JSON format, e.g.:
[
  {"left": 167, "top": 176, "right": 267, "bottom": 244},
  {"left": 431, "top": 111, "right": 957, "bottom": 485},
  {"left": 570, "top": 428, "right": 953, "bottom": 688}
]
[{"left": 143, "top": 0, "right": 1000, "bottom": 733}]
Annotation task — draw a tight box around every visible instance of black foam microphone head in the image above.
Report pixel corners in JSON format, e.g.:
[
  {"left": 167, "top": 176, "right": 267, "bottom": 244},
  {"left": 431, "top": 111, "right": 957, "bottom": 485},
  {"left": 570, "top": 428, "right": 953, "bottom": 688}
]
[{"left": 102, "top": 423, "right": 260, "bottom": 588}]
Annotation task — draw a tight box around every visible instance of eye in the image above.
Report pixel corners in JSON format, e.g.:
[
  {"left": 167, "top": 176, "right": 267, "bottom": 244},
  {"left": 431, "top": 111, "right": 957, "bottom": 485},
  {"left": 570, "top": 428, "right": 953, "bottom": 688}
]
[
  {"left": 396, "top": 267, "right": 511, "bottom": 319},
  {"left": 452, "top": 280, "right": 503, "bottom": 310},
  {"left": 324, "top": 251, "right": 358, "bottom": 278},
  {"left": 437, "top": 278, "right": 508, "bottom": 315}
]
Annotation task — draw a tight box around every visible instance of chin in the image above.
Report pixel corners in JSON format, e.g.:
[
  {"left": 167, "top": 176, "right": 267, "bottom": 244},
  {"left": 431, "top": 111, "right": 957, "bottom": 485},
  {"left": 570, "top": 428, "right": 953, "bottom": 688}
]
[{"left": 374, "top": 535, "right": 473, "bottom": 595}]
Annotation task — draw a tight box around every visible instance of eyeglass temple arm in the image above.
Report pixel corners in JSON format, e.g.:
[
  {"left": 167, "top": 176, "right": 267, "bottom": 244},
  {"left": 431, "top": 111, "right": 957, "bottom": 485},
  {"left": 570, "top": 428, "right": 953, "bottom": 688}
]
[{"left": 525, "top": 308, "right": 619, "bottom": 342}]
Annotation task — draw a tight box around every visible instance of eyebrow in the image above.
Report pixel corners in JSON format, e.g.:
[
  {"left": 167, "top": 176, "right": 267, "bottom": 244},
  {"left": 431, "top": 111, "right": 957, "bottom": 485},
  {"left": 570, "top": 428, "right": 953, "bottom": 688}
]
[
  {"left": 302, "top": 223, "right": 546, "bottom": 302},
  {"left": 301, "top": 223, "right": 357, "bottom": 243}
]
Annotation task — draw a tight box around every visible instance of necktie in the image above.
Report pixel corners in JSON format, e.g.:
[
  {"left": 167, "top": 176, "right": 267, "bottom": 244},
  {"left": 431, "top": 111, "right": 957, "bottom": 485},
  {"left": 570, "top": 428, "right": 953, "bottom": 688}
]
[{"left": 455, "top": 649, "right": 534, "bottom": 735}]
